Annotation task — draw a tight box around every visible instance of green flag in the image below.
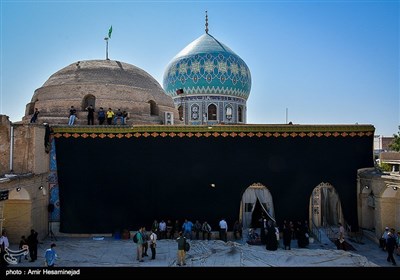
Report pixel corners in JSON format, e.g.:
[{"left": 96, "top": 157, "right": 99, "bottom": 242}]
[{"left": 108, "top": 25, "right": 112, "bottom": 39}]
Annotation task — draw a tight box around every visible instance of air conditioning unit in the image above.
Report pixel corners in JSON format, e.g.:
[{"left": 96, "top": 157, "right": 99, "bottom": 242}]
[{"left": 164, "top": 112, "right": 174, "bottom": 125}]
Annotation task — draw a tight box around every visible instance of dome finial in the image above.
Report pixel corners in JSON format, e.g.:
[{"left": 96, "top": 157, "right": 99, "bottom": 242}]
[{"left": 205, "top": 10, "right": 209, "bottom": 34}]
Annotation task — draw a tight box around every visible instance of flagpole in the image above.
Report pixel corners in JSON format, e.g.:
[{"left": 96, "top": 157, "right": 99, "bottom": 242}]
[
  {"left": 104, "top": 37, "right": 109, "bottom": 60},
  {"left": 105, "top": 25, "right": 112, "bottom": 61}
]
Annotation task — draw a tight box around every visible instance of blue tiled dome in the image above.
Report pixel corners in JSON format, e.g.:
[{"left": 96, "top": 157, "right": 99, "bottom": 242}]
[{"left": 163, "top": 33, "right": 251, "bottom": 100}]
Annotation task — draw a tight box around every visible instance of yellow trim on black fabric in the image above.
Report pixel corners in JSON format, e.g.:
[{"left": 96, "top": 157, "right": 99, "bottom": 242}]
[{"left": 51, "top": 124, "right": 374, "bottom": 139}]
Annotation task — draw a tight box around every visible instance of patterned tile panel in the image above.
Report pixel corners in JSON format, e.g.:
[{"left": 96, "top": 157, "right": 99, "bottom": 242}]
[{"left": 48, "top": 138, "right": 60, "bottom": 222}]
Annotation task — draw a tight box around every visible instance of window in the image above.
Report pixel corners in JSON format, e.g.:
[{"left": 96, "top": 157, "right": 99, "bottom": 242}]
[
  {"left": 148, "top": 100, "right": 158, "bottom": 116},
  {"left": 83, "top": 95, "right": 96, "bottom": 110},
  {"left": 208, "top": 104, "right": 217, "bottom": 120},
  {"left": 238, "top": 106, "right": 243, "bottom": 122},
  {"left": 245, "top": 203, "right": 253, "bottom": 212},
  {"left": 226, "top": 105, "right": 232, "bottom": 120},
  {"left": 27, "top": 102, "right": 36, "bottom": 115},
  {"left": 178, "top": 105, "right": 183, "bottom": 121}
]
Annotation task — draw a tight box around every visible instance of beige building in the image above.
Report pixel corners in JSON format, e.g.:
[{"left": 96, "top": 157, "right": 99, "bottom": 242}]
[
  {"left": 0, "top": 116, "right": 49, "bottom": 242},
  {"left": 358, "top": 168, "right": 400, "bottom": 241}
]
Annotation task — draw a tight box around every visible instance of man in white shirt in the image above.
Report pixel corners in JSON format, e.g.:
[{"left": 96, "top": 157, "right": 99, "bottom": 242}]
[
  {"left": 159, "top": 220, "right": 167, "bottom": 239},
  {"left": 219, "top": 218, "right": 228, "bottom": 242},
  {"left": 0, "top": 230, "right": 9, "bottom": 249},
  {"left": 0, "top": 230, "right": 10, "bottom": 266},
  {"left": 149, "top": 229, "right": 157, "bottom": 260}
]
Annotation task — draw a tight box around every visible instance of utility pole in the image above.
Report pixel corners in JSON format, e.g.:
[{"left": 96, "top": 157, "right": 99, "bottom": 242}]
[{"left": 285, "top": 108, "right": 288, "bottom": 124}]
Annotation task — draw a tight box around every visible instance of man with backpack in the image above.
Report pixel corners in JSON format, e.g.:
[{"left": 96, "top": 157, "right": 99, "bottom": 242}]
[{"left": 133, "top": 228, "right": 144, "bottom": 262}]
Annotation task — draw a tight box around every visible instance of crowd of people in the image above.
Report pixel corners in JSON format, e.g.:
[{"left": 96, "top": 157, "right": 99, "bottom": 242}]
[
  {"left": 0, "top": 229, "right": 58, "bottom": 267},
  {"left": 130, "top": 218, "right": 242, "bottom": 265},
  {"left": 145, "top": 218, "right": 244, "bottom": 243},
  {"left": 68, "top": 106, "right": 129, "bottom": 126},
  {"left": 128, "top": 217, "right": 316, "bottom": 265},
  {"left": 127, "top": 217, "right": 319, "bottom": 265},
  {"left": 379, "top": 226, "right": 400, "bottom": 266},
  {"left": 29, "top": 106, "right": 129, "bottom": 126},
  {"left": 246, "top": 218, "right": 310, "bottom": 251}
]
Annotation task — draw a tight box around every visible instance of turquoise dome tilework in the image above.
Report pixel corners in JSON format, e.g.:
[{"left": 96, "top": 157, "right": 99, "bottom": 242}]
[{"left": 163, "top": 33, "right": 251, "bottom": 100}]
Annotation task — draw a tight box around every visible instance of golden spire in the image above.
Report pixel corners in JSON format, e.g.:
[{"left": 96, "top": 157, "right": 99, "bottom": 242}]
[{"left": 205, "top": 10, "right": 209, "bottom": 34}]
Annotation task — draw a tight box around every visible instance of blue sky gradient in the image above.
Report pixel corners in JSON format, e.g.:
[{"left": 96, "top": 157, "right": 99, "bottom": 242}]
[{"left": 1, "top": 0, "right": 398, "bottom": 136}]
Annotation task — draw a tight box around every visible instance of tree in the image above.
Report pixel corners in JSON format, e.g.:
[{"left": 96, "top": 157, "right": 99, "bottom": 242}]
[
  {"left": 389, "top": 125, "right": 400, "bottom": 151},
  {"left": 379, "top": 162, "right": 392, "bottom": 172}
]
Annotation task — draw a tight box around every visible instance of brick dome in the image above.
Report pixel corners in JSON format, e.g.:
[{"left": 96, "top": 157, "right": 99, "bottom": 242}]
[{"left": 24, "top": 60, "right": 179, "bottom": 125}]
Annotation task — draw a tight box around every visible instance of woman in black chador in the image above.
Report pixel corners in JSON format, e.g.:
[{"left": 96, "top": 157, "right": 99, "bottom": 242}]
[
  {"left": 260, "top": 216, "right": 267, "bottom": 244},
  {"left": 282, "top": 220, "right": 292, "bottom": 250},
  {"left": 265, "top": 220, "right": 278, "bottom": 251},
  {"left": 296, "top": 221, "right": 309, "bottom": 248},
  {"left": 27, "top": 229, "right": 38, "bottom": 262}
]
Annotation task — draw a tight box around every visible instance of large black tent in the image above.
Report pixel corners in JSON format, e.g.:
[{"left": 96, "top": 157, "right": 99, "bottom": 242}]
[{"left": 52, "top": 124, "right": 374, "bottom": 234}]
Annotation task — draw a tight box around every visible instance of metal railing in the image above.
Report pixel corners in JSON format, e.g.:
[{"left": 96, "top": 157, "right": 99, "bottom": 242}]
[
  {"left": 345, "top": 222, "right": 364, "bottom": 243},
  {"left": 323, "top": 224, "right": 337, "bottom": 240},
  {"left": 310, "top": 221, "right": 365, "bottom": 245}
]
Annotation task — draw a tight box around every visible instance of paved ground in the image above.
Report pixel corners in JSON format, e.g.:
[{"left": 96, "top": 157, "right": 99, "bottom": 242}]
[
  {"left": 4, "top": 231, "right": 398, "bottom": 268},
  {"left": 1, "top": 233, "right": 398, "bottom": 279}
]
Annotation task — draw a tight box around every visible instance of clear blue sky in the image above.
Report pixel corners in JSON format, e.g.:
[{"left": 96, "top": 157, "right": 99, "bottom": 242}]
[{"left": 1, "top": 0, "right": 398, "bottom": 136}]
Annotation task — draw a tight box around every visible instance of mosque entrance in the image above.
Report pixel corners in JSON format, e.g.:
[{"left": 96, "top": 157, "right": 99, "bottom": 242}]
[
  {"left": 309, "top": 182, "right": 344, "bottom": 228},
  {"left": 239, "top": 183, "right": 275, "bottom": 230}
]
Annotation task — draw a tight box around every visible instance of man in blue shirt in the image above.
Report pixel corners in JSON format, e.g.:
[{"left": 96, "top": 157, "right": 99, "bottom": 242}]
[{"left": 45, "top": 243, "right": 57, "bottom": 267}]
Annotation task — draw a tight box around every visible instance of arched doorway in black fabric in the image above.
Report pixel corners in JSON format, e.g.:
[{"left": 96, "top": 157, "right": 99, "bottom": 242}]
[
  {"left": 239, "top": 183, "right": 275, "bottom": 230},
  {"left": 251, "top": 199, "right": 264, "bottom": 228},
  {"left": 309, "top": 182, "right": 344, "bottom": 228}
]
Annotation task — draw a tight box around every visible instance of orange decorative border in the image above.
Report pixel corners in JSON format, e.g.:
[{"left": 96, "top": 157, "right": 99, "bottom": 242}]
[{"left": 52, "top": 124, "right": 374, "bottom": 139}]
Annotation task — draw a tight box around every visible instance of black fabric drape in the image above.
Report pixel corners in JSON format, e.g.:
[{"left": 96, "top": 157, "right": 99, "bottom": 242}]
[{"left": 54, "top": 134, "right": 373, "bottom": 234}]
